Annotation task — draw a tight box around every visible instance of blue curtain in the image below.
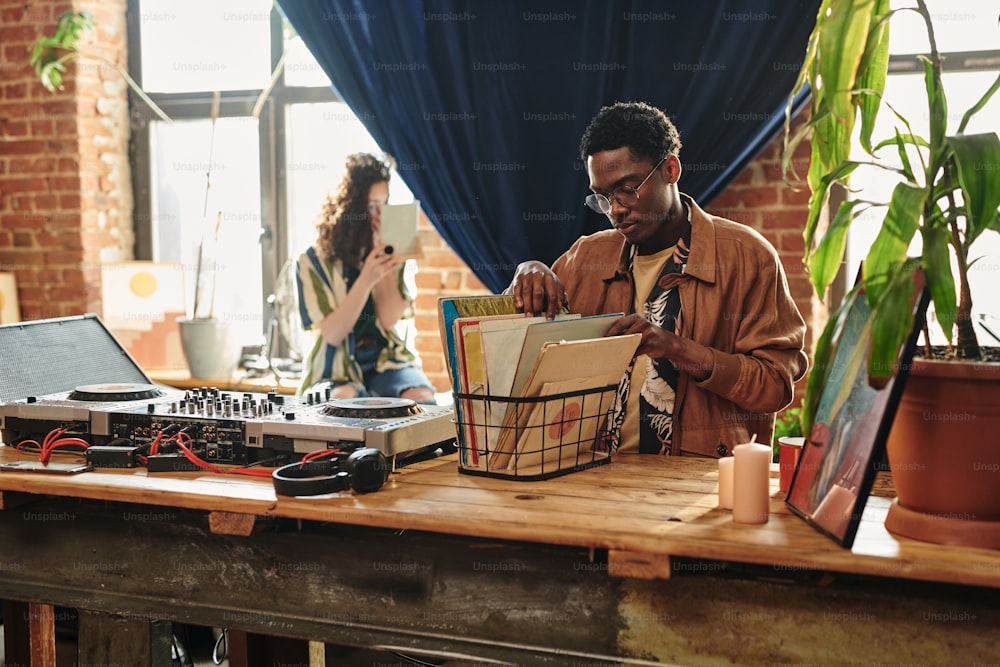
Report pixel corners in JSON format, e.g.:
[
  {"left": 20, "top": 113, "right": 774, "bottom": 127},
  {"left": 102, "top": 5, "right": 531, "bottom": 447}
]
[{"left": 278, "top": 0, "right": 819, "bottom": 292}]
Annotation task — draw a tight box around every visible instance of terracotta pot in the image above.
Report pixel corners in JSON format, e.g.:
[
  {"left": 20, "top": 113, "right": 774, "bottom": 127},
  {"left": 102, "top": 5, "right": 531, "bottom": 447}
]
[{"left": 886, "top": 357, "right": 1000, "bottom": 521}]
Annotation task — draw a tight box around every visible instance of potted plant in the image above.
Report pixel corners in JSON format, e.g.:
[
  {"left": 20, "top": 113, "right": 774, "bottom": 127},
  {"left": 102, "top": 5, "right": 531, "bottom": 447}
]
[
  {"left": 176, "top": 207, "right": 240, "bottom": 380},
  {"left": 773, "top": 407, "right": 803, "bottom": 458},
  {"left": 783, "top": 0, "right": 1000, "bottom": 543}
]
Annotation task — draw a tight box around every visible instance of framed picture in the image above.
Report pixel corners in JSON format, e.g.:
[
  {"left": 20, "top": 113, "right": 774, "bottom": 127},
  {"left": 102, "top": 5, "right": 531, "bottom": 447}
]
[
  {"left": 786, "top": 272, "right": 929, "bottom": 548},
  {"left": 101, "top": 261, "right": 187, "bottom": 370}
]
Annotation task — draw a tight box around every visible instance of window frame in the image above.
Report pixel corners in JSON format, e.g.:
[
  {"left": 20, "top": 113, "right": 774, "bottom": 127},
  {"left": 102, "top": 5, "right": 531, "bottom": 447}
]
[
  {"left": 126, "top": 0, "right": 338, "bottom": 339},
  {"left": 832, "top": 47, "right": 1000, "bottom": 306}
]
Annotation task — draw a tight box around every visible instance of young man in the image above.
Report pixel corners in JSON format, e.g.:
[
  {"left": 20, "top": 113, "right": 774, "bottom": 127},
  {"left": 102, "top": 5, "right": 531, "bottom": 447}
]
[{"left": 507, "top": 101, "right": 808, "bottom": 457}]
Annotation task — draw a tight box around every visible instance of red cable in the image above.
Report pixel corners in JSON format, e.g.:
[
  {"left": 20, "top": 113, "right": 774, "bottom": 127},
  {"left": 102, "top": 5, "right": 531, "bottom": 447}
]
[
  {"left": 39, "top": 440, "right": 89, "bottom": 464},
  {"left": 149, "top": 431, "right": 165, "bottom": 456},
  {"left": 16, "top": 428, "right": 91, "bottom": 465},
  {"left": 162, "top": 431, "right": 274, "bottom": 478},
  {"left": 229, "top": 467, "right": 279, "bottom": 478},
  {"left": 300, "top": 447, "right": 341, "bottom": 465},
  {"left": 171, "top": 432, "right": 226, "bottom": 474},
  {"left": 14, "top": 439, "right": 42, "bottom": 462}
]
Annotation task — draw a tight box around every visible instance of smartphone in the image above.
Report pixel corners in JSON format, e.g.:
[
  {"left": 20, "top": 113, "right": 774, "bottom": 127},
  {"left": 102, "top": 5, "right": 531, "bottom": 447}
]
[{"left": 0, "top": 461, "right": 93, "bottom": 474}]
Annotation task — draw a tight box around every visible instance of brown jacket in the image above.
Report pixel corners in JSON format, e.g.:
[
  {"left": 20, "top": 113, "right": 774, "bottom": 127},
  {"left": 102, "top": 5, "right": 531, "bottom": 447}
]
[{"left": 551, "top": 195, "right": 808, "bottom": 457}]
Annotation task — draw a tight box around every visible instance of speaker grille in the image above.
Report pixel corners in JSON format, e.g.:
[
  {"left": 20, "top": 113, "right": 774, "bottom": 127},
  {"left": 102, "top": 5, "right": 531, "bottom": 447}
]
[{"left": 0, "top": 314, "right": 151, "bottom": 403}]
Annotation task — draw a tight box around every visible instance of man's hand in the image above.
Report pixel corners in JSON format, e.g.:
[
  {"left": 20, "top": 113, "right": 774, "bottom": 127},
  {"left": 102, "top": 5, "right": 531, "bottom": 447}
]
[
  {"left": 508, "top": 260, "right": 565, "bottom": 319},
  {"left": 605, "top": 314, "right": 673, "bottom": 357},
  {"left": 605, "top": 314, "right": 715, "bottom": 380}
]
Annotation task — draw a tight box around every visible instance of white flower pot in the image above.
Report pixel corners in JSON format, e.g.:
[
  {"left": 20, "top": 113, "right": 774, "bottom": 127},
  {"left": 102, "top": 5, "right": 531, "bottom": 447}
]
[{"left": 177, "top": 317, "right": 239, "bottom": 380}]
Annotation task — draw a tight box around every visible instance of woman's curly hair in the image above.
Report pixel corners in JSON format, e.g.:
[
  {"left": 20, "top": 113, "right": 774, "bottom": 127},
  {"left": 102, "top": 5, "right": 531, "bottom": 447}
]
[{"left": 315, "top": 152, "right": 394, "bottom": 268}]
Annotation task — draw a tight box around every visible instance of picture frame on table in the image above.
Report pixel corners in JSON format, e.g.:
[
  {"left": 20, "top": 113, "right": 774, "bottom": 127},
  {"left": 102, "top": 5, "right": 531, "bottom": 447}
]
[{"left": 786, "top": 270, "right": 929, "bottom": 548}]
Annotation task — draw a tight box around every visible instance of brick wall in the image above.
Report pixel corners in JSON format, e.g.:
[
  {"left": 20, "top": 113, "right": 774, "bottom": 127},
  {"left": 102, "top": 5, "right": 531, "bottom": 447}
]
[
  {"left": 707, "top": 117, "right": 823, "bottom": 410},
  {"left": 707, "top": 114, "right": 824, "bottom": 354},
  {"left": 1, "top": 1, "right": 818, "bottom": 399},
  {"left": 0, "top": 0, "right": 132, "bottom": 321},
  {"left": 411, "top": 217, "right": 490, "bottom": 392}
]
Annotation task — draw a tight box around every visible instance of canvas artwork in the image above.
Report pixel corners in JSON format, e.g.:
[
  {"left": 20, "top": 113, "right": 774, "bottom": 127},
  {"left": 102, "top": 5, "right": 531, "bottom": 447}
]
[
  {"left": 101, "top": 261, "right": 187, "bottom": 371},
  {"left": 787, "top": 279, "right": 929, "bottom": 548}
]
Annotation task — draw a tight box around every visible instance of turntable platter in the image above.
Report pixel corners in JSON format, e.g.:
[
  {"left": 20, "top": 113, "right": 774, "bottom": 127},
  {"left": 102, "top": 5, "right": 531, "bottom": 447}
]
[
  {"left": 322, "top": 396, "right": 424, "bottom": 419},
  {"left": 67, "top": 383, "right": 165, "bottom": 402}
]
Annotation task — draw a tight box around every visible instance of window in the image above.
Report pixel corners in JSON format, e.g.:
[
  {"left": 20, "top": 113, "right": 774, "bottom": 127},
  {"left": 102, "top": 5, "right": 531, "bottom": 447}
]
[
  {"left": 128, "top": 0, "right": 414, "bottom": 353},
  {"left": 845, "top": 0, "right": 1000, "bottom": 344}
]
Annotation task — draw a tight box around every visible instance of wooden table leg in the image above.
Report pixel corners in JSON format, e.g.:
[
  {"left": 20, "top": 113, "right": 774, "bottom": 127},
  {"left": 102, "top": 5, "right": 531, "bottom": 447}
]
[
  {"left": 27, "top": 603, "right": 56, "bottom": 667},
  {"left": 227, "top": 629, "right": 249, "bottom": 667},
  {"left": 76, "top": 610, "right": 172, "bottom": 667},
  {"left": 2, "top": 600, "right": 56, "bottom": 667},
  {"left": 225, "top": 629, "right": 310, "bottom": 667},
  {"left": 2, "top": 600, "right": 30, "bottom": 667}
]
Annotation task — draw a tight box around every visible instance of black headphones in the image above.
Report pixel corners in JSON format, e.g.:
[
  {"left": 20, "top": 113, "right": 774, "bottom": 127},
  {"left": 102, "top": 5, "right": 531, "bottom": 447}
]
[{"left": 272, "top": 448, "right": 390, "bottom": 497}]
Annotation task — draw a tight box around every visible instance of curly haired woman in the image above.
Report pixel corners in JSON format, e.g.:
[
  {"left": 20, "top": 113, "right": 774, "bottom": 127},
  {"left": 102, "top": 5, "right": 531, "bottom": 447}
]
[{"left": 296, "top": 153, "right": 435, "bottom": 403}]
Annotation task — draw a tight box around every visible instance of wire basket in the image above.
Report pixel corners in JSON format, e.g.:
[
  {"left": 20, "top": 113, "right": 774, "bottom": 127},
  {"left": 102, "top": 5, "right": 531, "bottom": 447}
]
[{"left": 451, "top": 383, "right": 617, "bottom": 480}]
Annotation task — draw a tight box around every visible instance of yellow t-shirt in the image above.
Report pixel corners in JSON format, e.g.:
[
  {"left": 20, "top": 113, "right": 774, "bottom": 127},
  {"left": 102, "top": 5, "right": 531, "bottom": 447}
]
[{"left": 617, "top": 245, "right": 676, "bottom": 452}]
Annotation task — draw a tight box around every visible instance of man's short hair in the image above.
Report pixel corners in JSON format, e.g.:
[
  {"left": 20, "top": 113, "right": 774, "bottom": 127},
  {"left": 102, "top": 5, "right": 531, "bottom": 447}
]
[{"left": 579, "top": 101, "right": 682, "bottom": 164}]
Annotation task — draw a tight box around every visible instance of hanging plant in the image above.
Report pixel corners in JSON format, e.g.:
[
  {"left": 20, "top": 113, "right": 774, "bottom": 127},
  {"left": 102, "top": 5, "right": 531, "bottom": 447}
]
[{"left": 30, "top": 10, "right": 172, "bottom": 122}]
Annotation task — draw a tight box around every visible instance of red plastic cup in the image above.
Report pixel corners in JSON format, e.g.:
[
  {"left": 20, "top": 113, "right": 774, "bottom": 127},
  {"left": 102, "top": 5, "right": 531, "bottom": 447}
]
[{"left": 778, "top": 436, "right": 805, "bottom": 493}]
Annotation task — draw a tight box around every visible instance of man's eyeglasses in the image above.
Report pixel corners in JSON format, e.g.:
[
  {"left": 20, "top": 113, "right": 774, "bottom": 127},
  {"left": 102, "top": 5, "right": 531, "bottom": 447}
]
[{"left": 584, "top": 156, "right": 666, "bottom": 215}]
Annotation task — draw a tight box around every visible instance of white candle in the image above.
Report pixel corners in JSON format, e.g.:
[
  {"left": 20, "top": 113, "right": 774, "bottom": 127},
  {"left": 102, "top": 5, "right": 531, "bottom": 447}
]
[
  {"left": 733, "top": 441, "right": 771, "bottom": 524},
  {"left": 718, "top": 456, "right": 734, "bottom": 509}
]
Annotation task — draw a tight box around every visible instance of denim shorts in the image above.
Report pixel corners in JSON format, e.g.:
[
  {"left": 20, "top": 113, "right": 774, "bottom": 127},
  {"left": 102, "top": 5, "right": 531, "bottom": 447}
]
[
  {"left": 305, "top": 343, "right": 435, "bottom": 400},
  {"left": 363, "top": 365, "right": 435, "bottom": 398}
]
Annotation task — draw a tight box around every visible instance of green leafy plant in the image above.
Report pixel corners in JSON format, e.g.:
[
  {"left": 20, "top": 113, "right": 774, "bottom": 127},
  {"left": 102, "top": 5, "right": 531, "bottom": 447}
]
[
  {"left": 30, "top": 10, "right": 171, "bottom": 122},
  {"left": 782, "top": 0, "right": 1000, "bottom": 435},
  {"left": 772, "top": 406, "right": 803, "bottom": 462}
]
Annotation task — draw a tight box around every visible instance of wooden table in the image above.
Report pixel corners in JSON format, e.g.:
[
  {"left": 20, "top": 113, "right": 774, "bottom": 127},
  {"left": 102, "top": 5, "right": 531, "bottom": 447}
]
[
  {"left": 1, "top": 445, "right": 999, "bottom": 666},
  {"left": 146, "top": 367, "right": 301, "bottom": 395}
]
